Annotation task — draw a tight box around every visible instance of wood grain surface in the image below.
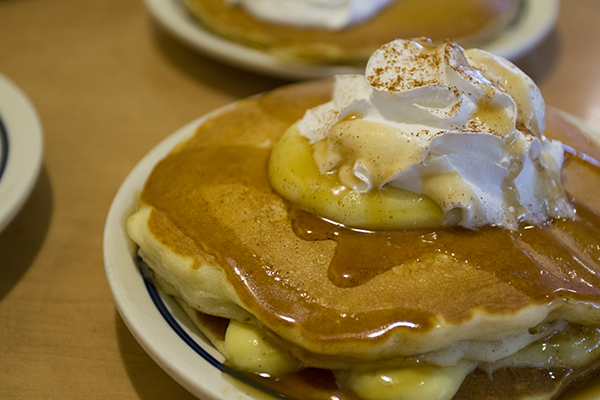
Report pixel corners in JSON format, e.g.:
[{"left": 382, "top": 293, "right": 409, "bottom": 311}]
[{"left": 0, "top": 1, "right": 599, "bottom": 398}]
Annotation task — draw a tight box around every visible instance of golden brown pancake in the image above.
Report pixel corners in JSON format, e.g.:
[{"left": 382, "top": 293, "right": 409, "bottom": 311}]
[
  {"left": 128, "top": 80, "right": 600, "bottom": 399},
  {"left": 184, "top": 0, "right": 522, "bottom": 65}
]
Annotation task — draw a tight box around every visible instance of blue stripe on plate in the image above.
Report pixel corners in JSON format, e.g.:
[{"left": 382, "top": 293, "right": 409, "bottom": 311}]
[
  {"left": 136, "top": 255, "right": 298, "bottom": 400},
  {"left": 0, "top": 115, "right": 8, "bottom": 181}
]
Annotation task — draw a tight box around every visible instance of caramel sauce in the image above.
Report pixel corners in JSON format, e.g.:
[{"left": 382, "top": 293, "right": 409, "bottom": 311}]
[
  {"left": 291, "top": 200, "right": 600, "bottom": 292},
  {"left": 139, "top": 81, "right": 600, "bottom": 398},
  {"left": 194, "top": 311, "right": 229, "bottom": 342},
  {"left": 224, "top": 354, "right": 600, "bottom": 400},
  {"left": 229, "top": 368, "right": 360, "bottom": 400},
  {"left": 454, "top": 366, "right": 578, "bottom": 400}
]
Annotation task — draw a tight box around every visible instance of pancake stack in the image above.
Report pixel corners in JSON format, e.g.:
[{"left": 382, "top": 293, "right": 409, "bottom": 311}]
[{"left": 127, "top": 79, "right": 600, "bottom": 399}]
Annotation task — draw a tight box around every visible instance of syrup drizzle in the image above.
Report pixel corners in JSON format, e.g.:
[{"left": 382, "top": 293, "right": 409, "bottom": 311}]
[{"left": 290, "top": 199, "right": 600, "bottom": 293}]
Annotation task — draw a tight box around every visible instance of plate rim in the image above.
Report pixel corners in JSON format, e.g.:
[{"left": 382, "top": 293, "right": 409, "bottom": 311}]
[
  {"left": 0, "top": 72, "right": 44, "bottom": 234},
  {"left": 143, "top": 0, "right": 559, "bottom": 80}
]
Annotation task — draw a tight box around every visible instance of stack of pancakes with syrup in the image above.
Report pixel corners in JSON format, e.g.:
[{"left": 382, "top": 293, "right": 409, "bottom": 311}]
[{"left": 127, "top": 76, "right": 600, "bottom": 399}]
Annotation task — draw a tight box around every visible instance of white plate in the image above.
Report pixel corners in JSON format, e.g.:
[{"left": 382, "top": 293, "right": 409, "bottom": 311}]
[
  {"left": 0, "top": 72, "right": 43, "bottom": 234},
  {"left": 144, "top": 0, "right": 559, "bottom": 80}
]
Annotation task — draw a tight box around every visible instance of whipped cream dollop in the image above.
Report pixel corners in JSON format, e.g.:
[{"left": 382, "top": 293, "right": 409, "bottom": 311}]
[
  {"left": 225, "top": 0, "right": 393, "bottom": 30},
  {"left": 298, "top": 38, "right": 575, "bottom": 229}
]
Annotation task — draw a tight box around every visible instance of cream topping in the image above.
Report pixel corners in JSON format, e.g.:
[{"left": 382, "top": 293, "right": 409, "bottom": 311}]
[
  {"left": 298, "top": 39, "right": 575, "bottom": 229},
  {"left": 225, "top": 0, "right": 393, "bottom": 30}
]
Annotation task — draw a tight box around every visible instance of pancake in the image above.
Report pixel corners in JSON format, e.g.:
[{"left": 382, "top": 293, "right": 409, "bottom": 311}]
[
  {"left": 127, "top": 80, "right": 600, "bottom": 399},
  {"left": 184, "top": 0, "right": 522, "bottom": 65}
]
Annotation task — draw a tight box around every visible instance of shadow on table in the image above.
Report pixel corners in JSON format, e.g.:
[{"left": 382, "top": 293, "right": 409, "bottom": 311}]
[
  {"left": 0, "top": 167, "right": 53, "bottom": 300},
  {"left": 149, "top": 20, "right": 292, "bottom": 99},
  {"left": 115, "top": 310, "right": 197, "bottom": 399}
]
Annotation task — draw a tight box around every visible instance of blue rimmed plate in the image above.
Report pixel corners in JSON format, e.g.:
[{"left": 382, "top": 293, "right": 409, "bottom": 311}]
[
  {"left": 103, "top": 102, "right": 600, "bottom": 400},
  {"left": 0, "top": 72, "right": 43, "bottom": 234}
]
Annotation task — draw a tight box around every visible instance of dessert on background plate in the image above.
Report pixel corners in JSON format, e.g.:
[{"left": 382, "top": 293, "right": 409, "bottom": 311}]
[
  {"left": 184, "top": 0, "right": 522, "bottom": 65},
  {"left": 123, "top": 38, "right": 600, "bottom": 400},
  {"left": 144, "top": 0, "right": 559, "bottom": 79}
]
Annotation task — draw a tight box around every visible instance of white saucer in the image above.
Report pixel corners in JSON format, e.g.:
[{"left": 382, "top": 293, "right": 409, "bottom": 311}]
[
  {"left": 144, "top": 0, "right": 559, "bottom": 80},
  {"left": 0, "top": 72, "right": 43, "bottom": 234}
]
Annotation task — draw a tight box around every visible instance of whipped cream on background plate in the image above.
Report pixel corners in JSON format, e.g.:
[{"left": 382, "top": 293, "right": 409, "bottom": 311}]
[
  {"left": 298, "top": 38, "right": 574, "bottom": 229},
  {"left": 225, "top": 0, "right": 393, "bottom": 30}
]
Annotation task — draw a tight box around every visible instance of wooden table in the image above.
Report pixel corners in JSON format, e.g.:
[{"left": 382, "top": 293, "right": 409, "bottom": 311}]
[{"left": 0, "top": 1, "right": 599, "bottom": 398}]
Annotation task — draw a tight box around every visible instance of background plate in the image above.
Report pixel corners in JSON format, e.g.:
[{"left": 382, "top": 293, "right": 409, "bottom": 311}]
[
  {"left": 144, "top": 0, "right": 559, "bottom": 80},
  {"left": 0, "top": 72, "right": 43, "bottom": 234}
]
